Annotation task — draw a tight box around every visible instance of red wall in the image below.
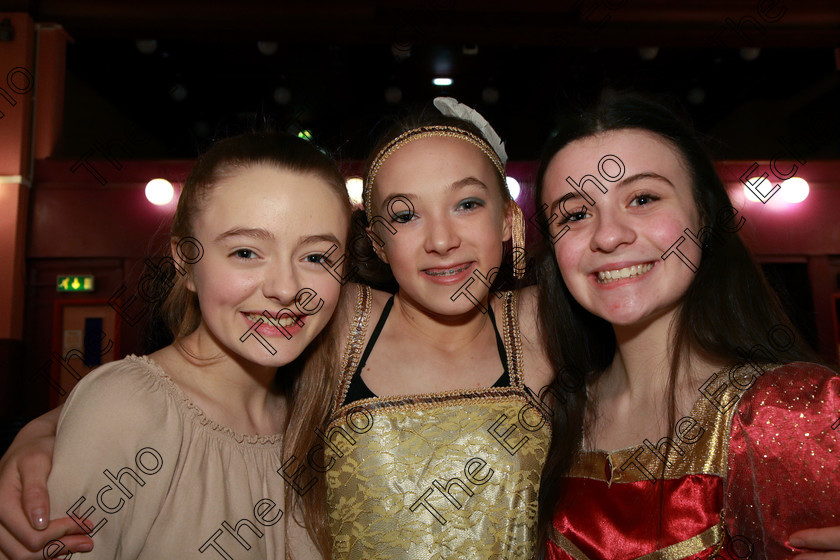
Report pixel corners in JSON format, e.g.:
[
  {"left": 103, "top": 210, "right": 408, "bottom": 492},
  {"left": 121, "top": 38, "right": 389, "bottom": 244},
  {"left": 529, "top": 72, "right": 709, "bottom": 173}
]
[{"left": 15, "top": 158, "right": 840, "bottom": 416}]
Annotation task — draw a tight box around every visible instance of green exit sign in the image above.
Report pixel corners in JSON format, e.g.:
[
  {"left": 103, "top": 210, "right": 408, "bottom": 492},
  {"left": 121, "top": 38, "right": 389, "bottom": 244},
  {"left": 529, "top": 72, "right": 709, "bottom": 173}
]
[{"left": 57, "top": 275, "right": 95, "bottom": 292}]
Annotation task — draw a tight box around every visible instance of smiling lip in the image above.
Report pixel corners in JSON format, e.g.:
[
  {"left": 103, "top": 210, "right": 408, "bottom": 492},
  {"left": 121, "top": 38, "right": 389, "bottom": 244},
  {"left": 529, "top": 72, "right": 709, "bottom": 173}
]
[
  {"left": 422, "top": 262, "right": 474, "bottom": 284},
  {"left": 242, "top": 311, "right": 305, "bottom": 337},
  {"left": 593, "top": 261, "right": 656, "bottom": 285}
]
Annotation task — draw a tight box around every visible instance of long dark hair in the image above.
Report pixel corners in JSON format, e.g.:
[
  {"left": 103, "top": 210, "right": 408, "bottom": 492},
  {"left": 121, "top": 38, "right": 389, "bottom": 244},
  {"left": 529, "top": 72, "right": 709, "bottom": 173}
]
[{"left": 533, "top": 90, "right": 821, "bottom": 552}]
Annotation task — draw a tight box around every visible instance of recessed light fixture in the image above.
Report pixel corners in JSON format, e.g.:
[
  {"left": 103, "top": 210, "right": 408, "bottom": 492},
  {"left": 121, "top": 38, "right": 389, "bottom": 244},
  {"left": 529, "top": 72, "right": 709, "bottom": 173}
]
[
  {"left": 433, "top": 78, "right": 453, "bottom": 86},
  {"left": 145, "top": 179, "right": 174, "bottom": 206}
]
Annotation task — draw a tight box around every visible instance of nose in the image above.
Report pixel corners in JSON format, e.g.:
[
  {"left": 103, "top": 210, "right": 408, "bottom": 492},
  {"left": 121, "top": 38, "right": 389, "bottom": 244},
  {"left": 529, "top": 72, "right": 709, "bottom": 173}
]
[
  {"left": 423, "top": 214, "right": 461, "bottom": 255},
  {"left": 261, "top": 260, "right": 300, "bottom": 307},
  {"left": 589, "top": 208, "right": 636, "bottom": 253}
]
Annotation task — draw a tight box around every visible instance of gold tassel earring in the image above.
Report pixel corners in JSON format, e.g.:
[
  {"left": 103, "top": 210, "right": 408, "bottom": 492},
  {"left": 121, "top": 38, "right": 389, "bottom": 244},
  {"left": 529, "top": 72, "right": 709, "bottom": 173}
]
[{"left": 510, "top": 200, "right": 526, "bottom": 279}]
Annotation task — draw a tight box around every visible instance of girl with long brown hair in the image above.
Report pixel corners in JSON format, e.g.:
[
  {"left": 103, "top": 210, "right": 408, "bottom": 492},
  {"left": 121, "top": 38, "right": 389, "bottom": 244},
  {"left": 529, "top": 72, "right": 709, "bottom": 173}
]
[
  {"left": 534, "top": 90, "right": 840, "bottom": 560},
  {"left": 0, "top": 131, "right": 352, "bottom": 559}
]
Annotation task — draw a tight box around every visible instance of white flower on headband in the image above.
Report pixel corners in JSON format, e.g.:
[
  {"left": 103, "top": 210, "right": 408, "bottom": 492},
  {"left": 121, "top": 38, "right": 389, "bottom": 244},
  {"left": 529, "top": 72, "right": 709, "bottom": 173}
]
[{"left": 433, "top": 97, "right": 507, "bottom": 164}]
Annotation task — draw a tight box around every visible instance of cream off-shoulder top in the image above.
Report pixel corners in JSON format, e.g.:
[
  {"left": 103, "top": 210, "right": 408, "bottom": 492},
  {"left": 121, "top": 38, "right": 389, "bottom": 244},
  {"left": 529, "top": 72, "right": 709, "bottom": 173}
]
[{"left": 47, "top": 354, "right": 320, "bottom": 560}]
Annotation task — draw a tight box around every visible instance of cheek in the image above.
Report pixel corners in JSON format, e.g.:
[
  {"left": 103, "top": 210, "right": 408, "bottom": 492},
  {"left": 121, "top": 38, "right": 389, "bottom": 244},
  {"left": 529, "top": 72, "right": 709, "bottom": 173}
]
[
  {"left": 552, "top": 234, "right": 586, "bottom": 278},
  {"left": 192, "top": 261, "right": 256, "bottom": 306},
  {"left": 304, "top": 275, "right": 342, "bottom": 317},
  {"left": 650, "top": 213, "right": 702, "bottom": 262},
  {"left": 381, "top": 231, "right": 418, "bottom": 271}
]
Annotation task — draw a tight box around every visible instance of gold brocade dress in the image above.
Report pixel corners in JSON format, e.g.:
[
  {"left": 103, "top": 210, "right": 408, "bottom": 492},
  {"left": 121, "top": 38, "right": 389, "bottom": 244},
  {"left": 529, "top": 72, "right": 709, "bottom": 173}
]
[{"left": 324, "top": 285, "right": 551, "bottom": 559}]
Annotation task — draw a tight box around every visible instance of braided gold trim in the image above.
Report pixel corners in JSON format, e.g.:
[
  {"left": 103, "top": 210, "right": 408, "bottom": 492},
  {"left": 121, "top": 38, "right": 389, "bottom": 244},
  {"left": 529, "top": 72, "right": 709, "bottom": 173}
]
[
  {"left": 334, "top": 283, "right": 372, "bottom": 411},
  {"left": 363, "top": 125, "right": 505, "bottom": 222}
]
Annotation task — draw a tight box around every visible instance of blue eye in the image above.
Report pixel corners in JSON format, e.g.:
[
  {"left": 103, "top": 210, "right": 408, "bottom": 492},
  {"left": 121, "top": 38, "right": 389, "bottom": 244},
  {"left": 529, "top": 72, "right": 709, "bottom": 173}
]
[
  {"left": 391, "top": 211, "right": 415, "bottom": 223},
  {"left": 304, "top": 253, "right": 329, "bottom": 264},
  {"left": 232, "top": 249, "right": 256, "bottom": 259},
  {"left": 458, "top": 198, "right": 484, "bottom": 211}
]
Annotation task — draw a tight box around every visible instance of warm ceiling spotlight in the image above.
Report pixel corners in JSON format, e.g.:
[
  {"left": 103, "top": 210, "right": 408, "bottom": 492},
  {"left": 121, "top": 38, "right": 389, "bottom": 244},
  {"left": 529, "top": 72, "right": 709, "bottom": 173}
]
[
  {"left": 780, "top": 177, "right": 809, "bottom": 203},
  {"left": 433, "top": 78, "right": 453, "bottom": 86},
  {"left": 743, "top": 177, "right": 773, "bottom": 202},
  {"left": 136, "top": 39, "right": 157, "bottom": 54},
  {"left": 146, "top": 179, "right": 174, "bottom": 206},
  {"left": 346, "top": 177, "right": 363, "bottom": 205},
  {"left": 257, "top": 41, "right": 278, "bottom": 56},
  {"left": 506, "top": 176, "right": 521, "bottom": 200}
]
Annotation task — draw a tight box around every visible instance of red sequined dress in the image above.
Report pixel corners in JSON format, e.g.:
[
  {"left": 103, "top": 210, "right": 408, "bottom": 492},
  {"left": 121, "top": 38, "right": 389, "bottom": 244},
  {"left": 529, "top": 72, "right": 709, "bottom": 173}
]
[{"left": 546, "top": 362, "right": 840, "bottom": 560}]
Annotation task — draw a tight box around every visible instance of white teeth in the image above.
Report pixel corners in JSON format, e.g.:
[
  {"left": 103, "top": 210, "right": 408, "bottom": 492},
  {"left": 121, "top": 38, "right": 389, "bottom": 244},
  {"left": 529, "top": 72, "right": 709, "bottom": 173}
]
[
  {"left": 596, "top": 263, "right": 654, "bottom": 284},
  {"left": 425, "top": 264, "right": 470, "bottom": 277},
  {"left": 246, "top": 313, "right": 297, "bottom": 328}
]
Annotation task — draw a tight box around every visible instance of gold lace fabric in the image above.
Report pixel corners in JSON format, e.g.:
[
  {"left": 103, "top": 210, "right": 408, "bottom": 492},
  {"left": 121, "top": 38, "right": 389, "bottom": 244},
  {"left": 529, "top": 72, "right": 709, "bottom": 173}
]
[{"left": 325, "top": 286, "right": 551, "bottom": 559}]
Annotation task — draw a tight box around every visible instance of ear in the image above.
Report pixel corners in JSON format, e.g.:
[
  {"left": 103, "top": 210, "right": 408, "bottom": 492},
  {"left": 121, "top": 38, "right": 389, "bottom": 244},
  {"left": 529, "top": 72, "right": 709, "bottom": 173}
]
[
  {"left": 502, "top": 199, "right": 514, "bottom": 243},
  {"left": 171, "top": 238, "right": 197, "bottom": 293},
  {"left": 365, "top": 226, "right": 390, "bottom": 264}
]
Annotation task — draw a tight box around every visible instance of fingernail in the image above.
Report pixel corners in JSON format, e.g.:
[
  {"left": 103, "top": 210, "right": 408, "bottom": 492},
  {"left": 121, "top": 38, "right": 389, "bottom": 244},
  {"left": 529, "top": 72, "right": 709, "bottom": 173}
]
[
  {"left": 31, "top": 509, "right": 47, "bottom": 530},
  {"left": 790, "top": 536, "right": 805, "bottom": 547},
  {"left": 78, "top": 542, "right": 93, "bottom": 552}
]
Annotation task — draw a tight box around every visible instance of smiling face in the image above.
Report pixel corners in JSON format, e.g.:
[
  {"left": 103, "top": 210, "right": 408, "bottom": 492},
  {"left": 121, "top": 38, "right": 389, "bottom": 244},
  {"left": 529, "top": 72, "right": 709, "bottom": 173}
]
[
  {"left": 369, "top": 136, "right": 511, "bottom": 315},
  {"left": 185, "top": 164, "right": 348, "bottom": 367},
  {"left": 541, "top": 128, "right": 702, "bottom": 327}
]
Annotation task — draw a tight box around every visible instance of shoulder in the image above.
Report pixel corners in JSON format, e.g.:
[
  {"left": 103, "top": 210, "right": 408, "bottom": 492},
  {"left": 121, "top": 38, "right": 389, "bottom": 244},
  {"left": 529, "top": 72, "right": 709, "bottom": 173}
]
[
  {"left": 735, "top": 361, "right": 839, "bottom": 418},
  {"left": 57, "top": 354, "right": 182, "bottom": 435},
  {"left": 724, "top": 361, "right": 840, "bottom": 555}
]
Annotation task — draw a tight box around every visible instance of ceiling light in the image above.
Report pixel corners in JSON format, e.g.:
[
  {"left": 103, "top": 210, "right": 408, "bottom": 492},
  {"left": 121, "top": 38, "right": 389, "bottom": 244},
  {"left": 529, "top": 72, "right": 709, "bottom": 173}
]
[
  {"left": 145, "top": 179, "right": 174, "bottom": 206},
  {"left": 433, "top": 78, "right": 453, "bottom": 86},
  {"left": 780, "top": 177, "right": 809, "bottom": 203},
  {"left": 506, "top": 176, "right": 521, "bottom": 200},
  {"left": 743, "top": 177, "right": 774, "bottom": 202},
  {"left": 346, "top": 177, "right": 363, "bottom": 205}
]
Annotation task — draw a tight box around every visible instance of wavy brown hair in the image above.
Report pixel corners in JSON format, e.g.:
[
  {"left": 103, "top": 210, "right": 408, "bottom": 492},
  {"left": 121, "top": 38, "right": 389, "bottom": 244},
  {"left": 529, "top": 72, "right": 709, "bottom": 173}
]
[
  {"left": 151, "top": 132, "right": 349, "bottom": 557},
  {"left": 532, "top": 90, "right": 822, "bottom": 554}
]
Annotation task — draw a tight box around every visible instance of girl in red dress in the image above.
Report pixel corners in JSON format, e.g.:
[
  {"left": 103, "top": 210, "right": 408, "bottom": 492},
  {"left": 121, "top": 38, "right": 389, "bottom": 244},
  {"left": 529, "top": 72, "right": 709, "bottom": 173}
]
[{"left": 533, "top": 90, "right": 839, "bottom": 560}]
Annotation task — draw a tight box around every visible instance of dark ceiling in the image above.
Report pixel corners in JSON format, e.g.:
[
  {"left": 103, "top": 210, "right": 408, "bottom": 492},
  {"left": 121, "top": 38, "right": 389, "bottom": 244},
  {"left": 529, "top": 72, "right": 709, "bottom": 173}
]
[{"left": 9, "top": 0, "right": 840, "bottom": 161}]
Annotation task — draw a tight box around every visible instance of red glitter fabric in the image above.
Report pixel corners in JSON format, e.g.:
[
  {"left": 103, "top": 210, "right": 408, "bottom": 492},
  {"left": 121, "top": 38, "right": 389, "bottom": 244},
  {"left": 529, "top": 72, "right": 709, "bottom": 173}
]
[{"left": 547, "top": 362, "right": 840, "bottom": 560}]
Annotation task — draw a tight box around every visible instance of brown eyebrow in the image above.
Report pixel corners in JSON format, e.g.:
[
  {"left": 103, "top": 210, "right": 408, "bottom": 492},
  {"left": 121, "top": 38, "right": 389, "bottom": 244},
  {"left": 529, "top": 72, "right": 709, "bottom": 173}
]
[
  {"left": 381, "top": 192, "right": 417, "bottom": 211},
  {"left": 547, "top": 171, "right": 675, "bottom": 214},
  {"left": 617, "top": 172, "right": 676, "bottom": 190},
  {"left": 215, "top": 228, "right": 274, "bottom": 242},
  {"left": 449, "top": 176, "right": 489, "bottom": 191},
  {"left": 299, "top": 234, "right": 342, "bottom": 245}
]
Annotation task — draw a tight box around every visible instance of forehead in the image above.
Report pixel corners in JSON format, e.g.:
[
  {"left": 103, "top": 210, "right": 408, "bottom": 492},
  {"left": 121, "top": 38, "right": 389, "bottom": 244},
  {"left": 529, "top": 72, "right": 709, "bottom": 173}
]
[
  {"left": 374, "top": 136, "right": 500, "bottom": 194},
  {"left": 544, "top": 129, "right": 689, "bottom": 195},
  {"left": 199, "top": 164, "right": 348, "bottom": 231}
]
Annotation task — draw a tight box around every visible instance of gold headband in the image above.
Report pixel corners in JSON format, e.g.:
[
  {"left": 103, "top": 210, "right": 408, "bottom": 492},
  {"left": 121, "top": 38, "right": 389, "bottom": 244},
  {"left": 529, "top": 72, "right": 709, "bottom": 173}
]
[{"left": 363, "top": 125, "right": 506, "bottom": 222}]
